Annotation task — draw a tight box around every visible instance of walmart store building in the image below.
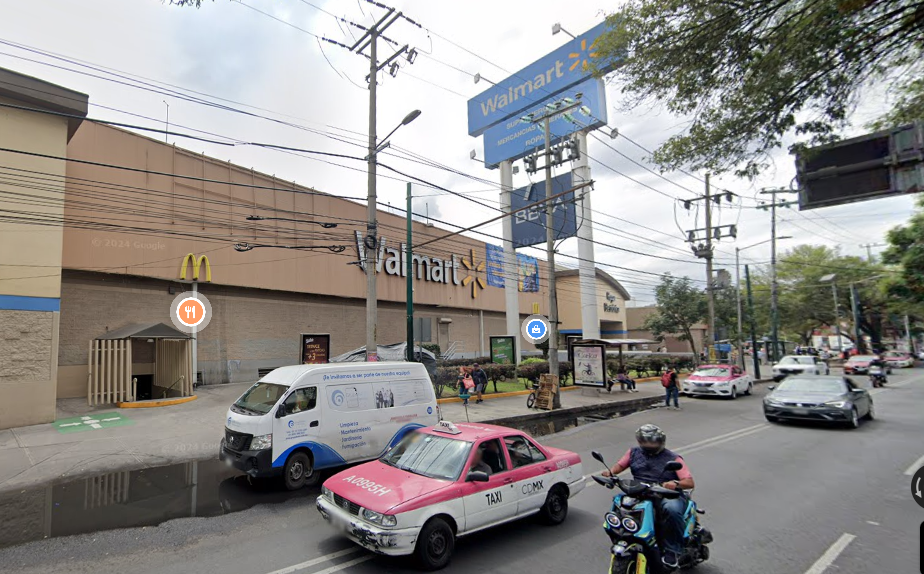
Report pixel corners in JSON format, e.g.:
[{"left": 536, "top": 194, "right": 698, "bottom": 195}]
[{"left": 0, "top": 68, "right": 600, "bottom": 429}]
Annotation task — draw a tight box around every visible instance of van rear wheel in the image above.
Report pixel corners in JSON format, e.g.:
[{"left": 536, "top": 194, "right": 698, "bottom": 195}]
[{"left": 283, "top": 452, "right": 318, "bottom": 490}]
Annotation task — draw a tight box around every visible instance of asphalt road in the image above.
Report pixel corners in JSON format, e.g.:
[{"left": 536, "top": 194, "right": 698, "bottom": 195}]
[{"left": 2, "top": 369, "right": 922, "bottom": 574}]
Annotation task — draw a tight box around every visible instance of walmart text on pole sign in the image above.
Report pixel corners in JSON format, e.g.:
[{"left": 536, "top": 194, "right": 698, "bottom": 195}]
[{"left": 466, "top": 21, "right": 617, "bottom": 136}]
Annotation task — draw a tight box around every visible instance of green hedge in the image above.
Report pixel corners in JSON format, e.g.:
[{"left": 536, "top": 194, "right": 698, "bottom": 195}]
[{"left": 430, "top": 360, "right": 574, "bottom": 397}]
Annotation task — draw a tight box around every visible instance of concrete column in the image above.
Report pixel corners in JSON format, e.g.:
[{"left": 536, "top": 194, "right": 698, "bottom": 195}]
[
  {"left": 573, "top": 132, "right": 600, "bottom": 339},
  {"left": 500, "top": 160, "right": 521, "bottom": 363}
]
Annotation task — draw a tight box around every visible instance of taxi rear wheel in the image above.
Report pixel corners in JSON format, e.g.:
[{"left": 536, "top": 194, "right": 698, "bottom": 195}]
[
  {"left": 415, "top": 517, "right": 454, "bottom": 571},
  {"left": 539, "top": 486, "right": 568, "bottom": 525}
]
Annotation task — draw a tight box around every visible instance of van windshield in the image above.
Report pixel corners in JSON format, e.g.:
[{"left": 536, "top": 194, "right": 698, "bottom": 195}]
[
  {"left": 233, "top": 382, "right": 288, "bottom": 415},
  {"left": 380, "top": 432, "right": 472, "bottom": 481}
]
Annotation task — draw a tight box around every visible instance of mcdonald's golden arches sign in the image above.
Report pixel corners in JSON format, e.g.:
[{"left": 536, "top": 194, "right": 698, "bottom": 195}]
[{"left": 179, "top": 253, "right": 211, "bottom": 282}]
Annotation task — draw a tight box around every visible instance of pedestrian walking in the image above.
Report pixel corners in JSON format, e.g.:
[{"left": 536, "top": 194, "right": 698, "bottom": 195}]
[
  {"left": 458, "top": 367, "right": 474, "bottom": 406},
  {"left": 471, "top": 363, "right": 488, "bottom": 404},
  {"left": 661, "top": 366, "right": 680, "bottom": 409}
]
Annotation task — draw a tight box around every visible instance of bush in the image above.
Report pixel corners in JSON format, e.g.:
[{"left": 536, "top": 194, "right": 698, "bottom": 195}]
[
  {"left": 421, "top": 343, "right": 441, "bottom": 357},
  {"left": 482, "top": 363, "right": 517, "bottom": 392},
  {"left": 431, "top": 366, "right": 459, "bottom": 399},
  {"left": 438, "top": 356, "right": 492, "bottom": 368},
  {"left": 520, "top": 357, "right": 546, "bottom": 365}
]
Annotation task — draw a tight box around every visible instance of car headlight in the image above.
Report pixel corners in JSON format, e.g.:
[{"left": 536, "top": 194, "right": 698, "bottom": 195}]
[
  {"left": 765, "top": 398, "right": 784, "bottom": 406},
  {"left": 362, "top": 508, "right": 397, "bottom": 527},
  {"left": 250, "top": 433, "right": 272, "bottom": 450},
  {"left": 321, "top": 486, "right": 332, "bottom": 499},
  {"left": 824, "top": 401, "right": 848, "bottom": 408}
]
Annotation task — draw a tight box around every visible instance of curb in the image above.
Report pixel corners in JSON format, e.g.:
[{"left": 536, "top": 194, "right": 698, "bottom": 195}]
[
  {"left": 435, "top": 375, "right": 679, "bottom": 404},
  {"left": 482, "top": 395, "right": 664, "bottom": 428},
  {"left": 117, "top": 395, "right": 198, "bottom": 408}
]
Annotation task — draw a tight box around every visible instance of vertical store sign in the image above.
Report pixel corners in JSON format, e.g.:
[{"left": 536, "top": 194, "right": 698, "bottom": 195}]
[
  {"left": 490, "top": 336, "right": 516, "bottom": 364},
  {"left": 301, "top": 334, "right": 331, "bottom": 364}
]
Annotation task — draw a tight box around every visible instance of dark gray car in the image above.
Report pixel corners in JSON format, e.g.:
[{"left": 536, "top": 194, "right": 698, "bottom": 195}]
[{"left": 763, "top": 375, "right": 874, "bottom": 429}]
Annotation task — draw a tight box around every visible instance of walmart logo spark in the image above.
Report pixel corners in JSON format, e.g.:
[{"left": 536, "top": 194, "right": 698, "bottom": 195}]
[
  {"left": 460, "top": 249, "right": 487, "bottom": 298},
  {"left": 568, "top": 37, "right": 599, "bottom": 72}
]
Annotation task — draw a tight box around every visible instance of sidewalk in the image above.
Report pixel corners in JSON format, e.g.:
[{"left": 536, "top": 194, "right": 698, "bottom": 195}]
[{"left": 0, "top": 377, "right": 712, "bottom": 494}]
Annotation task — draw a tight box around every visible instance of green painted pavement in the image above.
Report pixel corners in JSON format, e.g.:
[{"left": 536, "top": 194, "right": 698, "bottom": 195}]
[{"left": 53, "top": 412, "right": 133, "bottom": 434}]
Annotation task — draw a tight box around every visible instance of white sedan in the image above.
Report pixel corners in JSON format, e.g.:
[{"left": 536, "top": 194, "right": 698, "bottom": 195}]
[
  {"left": 682, "top": 364, "right": 753, "bottom": 399},
  {"left": 771, "top": 355, "right": 830, "bottom": 381}
]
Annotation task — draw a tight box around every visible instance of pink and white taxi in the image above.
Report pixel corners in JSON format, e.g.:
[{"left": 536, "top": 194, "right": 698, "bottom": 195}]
[{"left": 316, "top": 421, "right": 584, "bottom": 570}]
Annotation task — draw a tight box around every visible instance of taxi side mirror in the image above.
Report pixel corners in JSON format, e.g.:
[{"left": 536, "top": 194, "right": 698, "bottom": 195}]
[{"left": 466, "top": 471, "right": 490, "bottom": 483}]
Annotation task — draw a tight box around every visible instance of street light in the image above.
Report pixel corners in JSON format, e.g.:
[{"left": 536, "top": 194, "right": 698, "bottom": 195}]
[
  {"left": 552, "top": 23, "right": 576, "bottom": 38},
  {"left": 233, "top": 242, "right": 346, "bottom": 253},
  {"left": 245, "top": 215, "right": 338, "bottom": 229},
  {"left": 736, "top": 236, "right": 791, "bottom": 374},
  {"left": 474, "top": 73, "right": 495, "bottom": 85}
]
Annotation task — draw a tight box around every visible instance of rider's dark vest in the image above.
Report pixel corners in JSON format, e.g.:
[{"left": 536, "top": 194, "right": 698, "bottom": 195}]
[{"left": 629, "top": 446, "right": 681, "bottom": 483}]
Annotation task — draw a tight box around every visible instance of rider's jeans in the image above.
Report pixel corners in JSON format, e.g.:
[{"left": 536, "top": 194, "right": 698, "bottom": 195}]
[{"left": 656, "top": 496, "right": 687, "bottom": 555}]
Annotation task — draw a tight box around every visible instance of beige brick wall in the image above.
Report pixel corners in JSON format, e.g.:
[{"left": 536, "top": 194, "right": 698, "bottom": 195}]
[
  {"left": 59, "top": 271, "right": 525, "bottom": 391},
  {"left": 0, "top": 310, "right": 58, "bottom": 428}
]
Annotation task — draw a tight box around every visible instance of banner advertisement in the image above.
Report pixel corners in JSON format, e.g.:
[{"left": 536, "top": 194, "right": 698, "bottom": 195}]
[
  {"left": 573, "top": 344, "right": 607, "bottom": 387},
  {"left": 301, "top": 334, "right": 331, "bottom": 364},
  {"left": 511, "top": 173, "right": 576, "bottom": 248},
  {"left": 490, "top": 336, "right": 516, "bottom": 364}
]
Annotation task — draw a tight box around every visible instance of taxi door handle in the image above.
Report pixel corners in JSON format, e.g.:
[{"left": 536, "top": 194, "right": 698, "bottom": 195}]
[
  {"left": 543, "top": 466, "right": 554, "bottom": 473},
  {"left": 503, "top": 477, "right": 514, "bottom": 484},
  {"left": 310, "top": 420, "right": 319, "bottom": 428}
]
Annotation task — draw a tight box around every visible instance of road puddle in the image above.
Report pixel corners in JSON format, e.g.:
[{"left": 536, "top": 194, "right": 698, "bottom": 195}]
[{"left": 0, "top": 459, "right": 315, "bottom": 550}]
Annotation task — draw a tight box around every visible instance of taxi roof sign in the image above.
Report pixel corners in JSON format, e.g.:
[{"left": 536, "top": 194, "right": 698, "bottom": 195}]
[{"left": 433, "top": 421, "right": 462, "bottom": 435}]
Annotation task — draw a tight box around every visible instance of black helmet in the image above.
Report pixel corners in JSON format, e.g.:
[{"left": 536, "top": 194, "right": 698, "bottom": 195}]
[{"left": 635, "top": 424, "right": 666, "bottom": 454}]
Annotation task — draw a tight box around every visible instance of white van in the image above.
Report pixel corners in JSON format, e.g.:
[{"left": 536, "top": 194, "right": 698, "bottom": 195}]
[{"left": 219, "top": 362, "right": 439, "bottom": 490}]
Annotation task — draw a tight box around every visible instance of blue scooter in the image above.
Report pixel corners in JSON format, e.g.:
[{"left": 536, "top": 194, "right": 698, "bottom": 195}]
[{"left": 590, "top": 451, "right": 713, "bottom": 573}]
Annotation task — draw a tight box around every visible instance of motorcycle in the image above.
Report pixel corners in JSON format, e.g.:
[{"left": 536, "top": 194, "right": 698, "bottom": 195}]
[
  {"left": 590, "top": 451, "right": 713, "bottom": 573},
  {"left": 868, "top": 364, "right": 887, "bottom": 388}
]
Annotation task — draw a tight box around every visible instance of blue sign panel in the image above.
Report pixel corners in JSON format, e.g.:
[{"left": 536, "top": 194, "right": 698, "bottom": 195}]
[
  {"left": 485, "top": 244, "right": 505, "bottom": 288},
  {"left": 715, "top": 343, "right": 732, "bottom": 353},
  {"left": 511, "top": 173, "right": 576, "bottom": 248},
  {"left": 482, "top": 78, "right": 607, "bottom": 168},
  {"left": 485, "top": 245, "right": 540, "bottom": 292},
  {"left": 467, "top": 21, "right": 616, "bottom": 136}
]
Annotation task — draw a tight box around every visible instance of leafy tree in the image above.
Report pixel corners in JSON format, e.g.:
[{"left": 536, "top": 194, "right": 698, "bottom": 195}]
[
  {"left": 881, "top": 196, "right": 924, "bottom": 307},
  {"left": 594, "top": 0, "right": 924, "bottom": 178},
  {"left": 643, "top": 275, "right": 707, "bottom": 355}
]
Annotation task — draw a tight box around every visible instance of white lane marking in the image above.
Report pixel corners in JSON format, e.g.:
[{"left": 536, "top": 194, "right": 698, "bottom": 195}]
[
  {"left": 264, "top": 548, "right": 363, "bottom": 574},
  {"left": 866, "top": 521, "right": 880, "bottom": 526},
  {"left": 904, "top": 453, "right": 924, "bottom": 476},
  {"left": 585, "top": 423, "right": 771, "bottom": 482},
  {"left": 312, "top": 556, "right": 374, "bottom": 574},
  {"left": 677, "top": 425, "right": 771, "bottom": 456},
  {"left": 803, "top": 533, "right": 856, "bottom": 574}
]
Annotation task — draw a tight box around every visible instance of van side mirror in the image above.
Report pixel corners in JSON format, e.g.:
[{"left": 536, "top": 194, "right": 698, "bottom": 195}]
[
  {"left": 275, "top": 404, "right": 287, "bottom": 418},
  {"left": 466, "top": 471, "right": 490, "bottom": 483}
]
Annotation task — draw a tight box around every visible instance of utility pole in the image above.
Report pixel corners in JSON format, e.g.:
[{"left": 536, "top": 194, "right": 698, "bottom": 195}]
[
  {"left": 704, "top": 174, "right": 715, "bottom": 357},
  {"left": 406, "top": 182, "right": 414, "bottom": 362},
  {"left": 525, "top": 96, "right": 583, "bottom": 408},
  {"left": 323, "top": 7, "right": 418, "bottom": 362},
  {"left": 850, "top": 282, "right": 865, "bottom": 353},
  {"left": 365, "top": 24, "right": 379, "bottom": 362},
  {"left": 735, "top": 247, "right": 744, "bottom": 370},
  {"left": 831, "top": 282, "right": 842, "bottom": 352},
  {"left": 859, "top": 242, "right": 886, "bottom": 263},
  {"left": 684, "top": 179, "right": 736, "bottom": 362},
  {"left": 543, "top": 114, "right": 561, "bottom": 407},
  {"left": 745, "top": 264, "right": 761, "bottom": 380},
  {"left": 758, "top": 188, "right": 798, "bottom": 363}
]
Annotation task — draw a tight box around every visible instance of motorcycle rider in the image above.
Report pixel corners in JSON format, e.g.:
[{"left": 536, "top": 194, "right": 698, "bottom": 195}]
[
  {"left": 602, "top": 424, "right": 694, "bottom": 569},
  {"left": 868, "top": 354, "right": 887, "bottom": 385}
]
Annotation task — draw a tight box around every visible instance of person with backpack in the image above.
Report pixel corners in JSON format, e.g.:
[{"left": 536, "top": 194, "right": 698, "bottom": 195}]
[{"left": 661, "top": 366, "right": 680, "bottom": 410}]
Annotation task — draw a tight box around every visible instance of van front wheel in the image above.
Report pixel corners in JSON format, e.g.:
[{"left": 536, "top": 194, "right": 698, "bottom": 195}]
[{"left": 283, "top": 452, "right": 318, "bottom": 490}]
